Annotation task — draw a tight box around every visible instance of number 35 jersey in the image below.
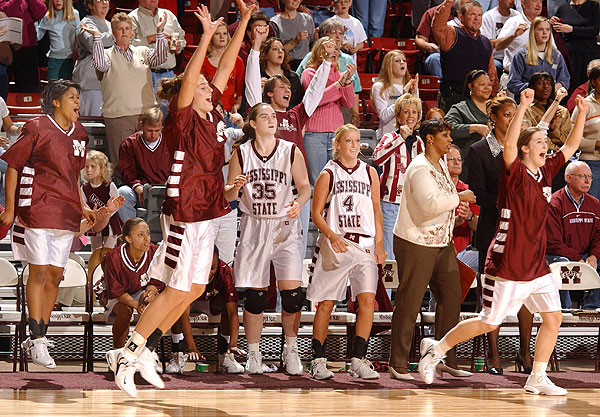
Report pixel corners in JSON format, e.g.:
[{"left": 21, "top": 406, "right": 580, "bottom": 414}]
[
  {"left": 237, "top": 139, "right": 297, "bottom": 218},
  {"left": 322, "top": 159, "right": 375, "bottom": 249}
]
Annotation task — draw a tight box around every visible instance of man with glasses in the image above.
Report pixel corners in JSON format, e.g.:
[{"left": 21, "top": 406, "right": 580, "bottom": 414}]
[{"left": 546, "top": 161, "right": 600, "bottom": 309}]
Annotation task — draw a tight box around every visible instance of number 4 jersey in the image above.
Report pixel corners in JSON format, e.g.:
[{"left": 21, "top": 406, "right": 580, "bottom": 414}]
[
  {"left": 237, "top": 139, "right": 297, "bottom": 218},
  {"left": 321, "top": 159, "right": 375, "bottom": 250}
]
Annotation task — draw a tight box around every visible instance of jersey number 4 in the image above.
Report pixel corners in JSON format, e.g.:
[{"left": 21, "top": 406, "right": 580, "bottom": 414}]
[
  {"left": 342, "top": 195, "right": 354, "bottom": 212},
  {"left": 252, "top": 183, "right": 276, "bottom": 200}
]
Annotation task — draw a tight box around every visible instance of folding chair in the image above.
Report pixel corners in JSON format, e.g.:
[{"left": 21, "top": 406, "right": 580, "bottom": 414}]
[{"left": 0, "top": 259, "right": 23, "bottom": 371}]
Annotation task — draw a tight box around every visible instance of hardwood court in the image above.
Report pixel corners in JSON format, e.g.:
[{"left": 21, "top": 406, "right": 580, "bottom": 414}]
[{"left": 1, "top": 388, "right": 599, "bottom": 416}]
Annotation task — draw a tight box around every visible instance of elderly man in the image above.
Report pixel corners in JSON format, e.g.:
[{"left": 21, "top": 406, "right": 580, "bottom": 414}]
[
  {"left": 432, "top": 0, "right": 499, "bottom": 113},
  {"left": 546, "top": 161, "right": 600, "bottom": 309},
  {"left": 83, "top": 12, "right": 167, "bottom": 170},
  {"left": 129, "top": 0, "right": 186, "bottom": 92}
]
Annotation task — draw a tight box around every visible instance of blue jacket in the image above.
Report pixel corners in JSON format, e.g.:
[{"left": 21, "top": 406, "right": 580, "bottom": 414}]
[{"left": 507, "top": 47, "right": 570, "bottom": 97}]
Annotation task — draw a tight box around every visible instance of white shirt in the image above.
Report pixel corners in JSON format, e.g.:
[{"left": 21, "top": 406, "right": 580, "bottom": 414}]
[
  {"left": 481, "top": 7, "right": 520, "bottom": 60},
  {"left": 333, "top": 15, "right": 367, "bottom": 65}
]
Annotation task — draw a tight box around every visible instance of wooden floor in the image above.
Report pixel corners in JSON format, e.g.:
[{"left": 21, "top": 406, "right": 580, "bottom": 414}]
[{"left": 1, "top": 388, "right": 599, "bottom": 416}]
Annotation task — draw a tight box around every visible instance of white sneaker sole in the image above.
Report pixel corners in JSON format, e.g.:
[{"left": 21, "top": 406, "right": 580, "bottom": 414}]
[{"left": 524, "top": 385, "right": 568, "bottom": 396}]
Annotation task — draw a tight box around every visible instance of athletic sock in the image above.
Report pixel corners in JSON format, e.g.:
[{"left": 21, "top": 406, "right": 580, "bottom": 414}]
[
  {"left": 40, "top": 318, "right": 48, "bottom": 337},
  {"left": 532, "top": 361, "right": 548, "bottom": 375},
  {"left": 433, "top": 338, "right": 451, "bottom": 356},
  {"left": 248, "top": 343, "right": 260, "bottom": 353},
  {"left": 285, "top": 336, "right": 297, "bottom": 348},
  {"left": 351, "top": 336, "right": 368, "bottom": 359},
  {"left": 123, "top": 331, "right": 146, "bottom": 361},
  {"left": 146, "top": 328, "right": 163, "bottom": 352},
  {"left": 171, "top": 332, "right": 184, "bottom": 344},
  {"left": 217, "top": 334, "right": 229, "bottom": 354},
  {"left": 28, "top": 318, "right": 43, "bottom": 339},
  {"left": 311, "top": 338, "right": 326, "bottom": 359}
]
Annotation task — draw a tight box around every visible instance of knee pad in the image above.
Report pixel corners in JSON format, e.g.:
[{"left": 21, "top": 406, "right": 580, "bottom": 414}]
[
  {"left": 244, "top": 289, "right": 268, "bottom": 315},
  {"left": 280, "top": 287, "right": 305, "bottom": 313}
]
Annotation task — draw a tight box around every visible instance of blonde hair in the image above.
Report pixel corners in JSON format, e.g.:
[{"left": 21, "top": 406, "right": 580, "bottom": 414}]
[
  {"left": 332, "top": 124, "right": 360, "bottom": 160},
  {"left": 82, "top": 150, "right": 113, "bottom": 183},
  {"left": 526, "top": 17, "right": 553, "bottom": 66},
  {"left": 47, "top": 0, "right": 77, "bottom": 20},
  {"left": 393, "top": 93, "right": 422, "bottom": 129},
  {"left": 207, "top": 21, "right": 231, "bottom": 58},
  {"left": 111, "top": 13, "right": 132, "bottom": 32},
  {"left": 375, "top": 50, "right": 412, "bottom": 100},
  {"left": 306, "top": 37, "right": 340, "bottom": 72},
  {"left": 140, "top": 106, "right": 164, "bottom": 126}
]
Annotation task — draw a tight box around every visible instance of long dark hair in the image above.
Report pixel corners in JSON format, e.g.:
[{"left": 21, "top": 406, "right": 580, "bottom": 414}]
[
  {"left": 233, "top": 103, "right": 272, "bottom": 151},
  {"left": 116, "top": 217, "right": 147, "bottom": 246}
]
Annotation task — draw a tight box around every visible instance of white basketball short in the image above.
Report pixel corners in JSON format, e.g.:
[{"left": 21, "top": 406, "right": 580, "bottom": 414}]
[
  {"left": 306, "top": 235, "right": 378, "bottom": 303},
  {"left": 480, "top": 273, "right": 561, "bottom": 326},
  {"left": 233, "top": 214, "right": 303, "bottom": 288},
  {"left": 12, "top": 220, "right": 74, "bottom": 268},
  {"left": 148, "top": 214, "right": 214, "bottom": 292},
  {"left": 104, "top": 289, "right": 144, "bottom": 322}
]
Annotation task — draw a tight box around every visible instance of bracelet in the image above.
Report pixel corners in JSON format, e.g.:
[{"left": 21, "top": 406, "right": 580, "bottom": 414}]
[{"left": 467, "top": 213, "right": 475, "bottom": 222}]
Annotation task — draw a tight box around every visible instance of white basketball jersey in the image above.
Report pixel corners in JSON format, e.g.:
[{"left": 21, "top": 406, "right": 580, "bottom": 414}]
[
  {"left": 238, "top": 139, "right": 297, "bottom": 218},
  {"left": 322, "top": 159, "right": 376, "bottom": 248}
]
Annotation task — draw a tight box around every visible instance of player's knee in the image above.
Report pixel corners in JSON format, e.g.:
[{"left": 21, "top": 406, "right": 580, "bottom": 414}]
[
  {"left": 543, "top": 311, "right": 563, "bottom": 328},
  {"left": 244, "top": 289, "right": 268, "bottom": 315},
  {"left": 317, "top": 300, "right": 335, "bottom": 314},
  {"left": 280, "top": 287, "right": 305, "bottom": 313},
  {"left": 479, "top": 321, "right": 497, "bottom": 333}
]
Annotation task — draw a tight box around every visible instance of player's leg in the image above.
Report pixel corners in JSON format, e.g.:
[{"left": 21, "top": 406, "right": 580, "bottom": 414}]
[
  {"left": 112, "top": 302, "right": 134, "bottom": 348},
  {"left": 278, "top": 279, "right": 304, "bottom": 375},
  {"left": 165, "top": 307, "right": 189, "bottom": 374},
  {"left": 216, "top": 297, "right": 244, "bottom": 373},
  {"left": 310, "top": 300, "right": 335, "bottom": 379},
  {"left": 242, "top": 287, "right": 268, "bottom": 374}
]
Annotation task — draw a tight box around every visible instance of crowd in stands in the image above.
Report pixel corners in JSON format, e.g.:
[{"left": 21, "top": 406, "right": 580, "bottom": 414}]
[{"left": 1, "top": 0, "right": 600, "bottom": 382}]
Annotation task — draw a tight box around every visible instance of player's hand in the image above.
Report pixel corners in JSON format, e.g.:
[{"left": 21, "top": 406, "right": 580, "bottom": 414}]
[
  {"left": 284, "top": 200, "right": 301, "bottom": 218},
  {"left": 229, "top": 112, "right": 243, "bottom": 127},
  {"left": 374, "top": 242, "right": 386, "bottom": 265},
  {"left": 135, "top": 186, "right": 145, "bottom": 207},
  {"left": 328, "top": 233, "right": 349, "bottom": 253},
  {"left": 555, "top": 87, "right": 568, "bottom": 103},
  {"left": 142, "top": 285, "right": 159, "bottom": 303},
  {"left": 230, "top": 346, "right": 247, "bottom": 356},
  {"left": 0, "top": 208, "right": 14, "bottom": 227},
  {"left": 106, "top": 195, "right": 125, "bottom": 213},
  {"left": 195, "top": 5, "right": 224, "bottom": 38},
  {"left": 236, "top": 0, "right": 256, "bottom": 21},
  {"left": 82, "top": 207, "right": 96, "bottom": 227},
  {"left": 575, "top": 95, "right": 588, "bottom": 114},
  {"left": 458, "top": 189, "right": 476, "bottom": 203},
  {"left": 188, "top": 349, "right": 205, "bottom": 361},
  {"left": 232, "top": 174, "right": 248, "bottom": 191},
  {"left": 135, "top": 301, "right": 147, "bottom": 315},
  {"left": 520, "top": 88, "right": 535, "bottom": 107}
]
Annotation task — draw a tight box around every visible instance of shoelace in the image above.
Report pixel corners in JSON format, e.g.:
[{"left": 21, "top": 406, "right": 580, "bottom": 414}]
[{"left": 423, "top": 348, "right": 443, "bottom": 371}]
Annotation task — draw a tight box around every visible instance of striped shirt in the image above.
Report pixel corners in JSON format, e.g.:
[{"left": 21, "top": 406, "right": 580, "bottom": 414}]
[{"left": 91, "top": 32, "right": 168, "bottom": 73}]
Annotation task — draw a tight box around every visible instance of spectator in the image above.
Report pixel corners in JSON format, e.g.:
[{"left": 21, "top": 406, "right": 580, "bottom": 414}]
[
  {"left": 507, "top": 17, "right": 570, "bottom": 98},
  {"left": 296, "top": 18, "right": 362, "bottom": 126},
  {"left": 302, "top": 0, "right": 333, "bottom": 27},
  {"left": 129, "top": 0, "right": 186, "bottom": 93},
  {"left": 36, "top": 0, "right": 79, "bottom": 80},
  {"left": 524, "top": 72, "right": 570, "bottom": 153},
  {"left": 371, "top": 50, "right": 418, "bottom": 140},
  {"left": 425, "top": 106, "right": 445, "bottom": 120},
  {"left": 372, "top": 93, "right": 424, "bottom": 261},
  {"left": 72, "top": 0, "right": 113, "bottom": 117},
  {"left": 0, "top": 96, "right": 21, "bottom": 207},
  {"left": 259, "top": 37, "right": 303, "bottom": 110},
  {"left": 166, "top": 247, "right": 245, "bottom": 374},
  {"left": 331, "top": 0, "right": 366, "bottom": 65},
  {"left": 83, "top": 12, "right": 167, "bottom": 169},
  {"left": 546, "top": 161, "right": 600, "bottom": 310},
  {"left": 550, "top": 0, "right": 600, "bottom": 92},
  {"left": 495, "top": 0, "right": 552, "bottom": 88},
  {"left": 567, "top": 59, "right": 600, "bottom": 112},
  {"left": 389, "top": 119, "right": 475, "bottom": 380},
  {"left": 202, "top": 21, "right": 245, "bottom": 113},
  {"left": 352, "top": 0, "right": 386, "bottom": 38},
  {"left": 432, "top": 0, "right": 499, "bottom": 113},
  {"left": 271, "top": 0, "right": 315, "bottom": 70},
  {"left": 0, "top": 11, "right": 12, "bottom": 100},
  {"left": 447, "top": 144, "right": 479, "bottom": 271},
  {"left": 480, "top": 0, "right": 520, "bottom": 78},
  {"left": 0, "top": 0, "right": 47, "bottom": 92},
  {"left": 415, "top": 2, "right": 452, "bottom": 78},
  {"left": 97, "top": 218, "right": 164, "bottom": 348},
  {"left": 117, "top": 107, "right": 170, "bottom": 222},
  {"left": 572, "top": 66, "right": 600, "bottom": 200},
  {"left": 229, "top": 9, "right": 274, "bottom": 65},
  {"left": 444, "top": 69, "right": 492, "bottom": 168},
  {"left": 301, "top": 36, "right": 355, "bottom": 185}
]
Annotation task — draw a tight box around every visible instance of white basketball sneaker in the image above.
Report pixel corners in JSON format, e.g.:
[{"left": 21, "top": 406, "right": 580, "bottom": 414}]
[
  {"left": 418, "top": 338, "right": 445, "bottom": 384},
  {"left": 108, "top": 350, "right": 138, "bottom": 398},
  {"left": 310, "top": 358, "right": 334, "bottom": 380},
  {"left": 136, "top": 348, "right": 165, "bottom": 389},
  {"left": 282, "top": 344, "right": 303, "bottom": 375},
  {"left": 245, "top": 351, "right": 263, "bottom": 374},
  {"left": 22, "top": 337, "right": 56, "bottom": 369},
  {"left": 165, "top": 352, "right": 187, "bottom": 374},
  {"left": 218, "top": 352, "right": 244, "bottom": 374},
  {"left": 524, "top": 373, "right": 568, "bottom": 396},
  {"left": 348, "top": 357, "right": 380, "bottom": 380}
]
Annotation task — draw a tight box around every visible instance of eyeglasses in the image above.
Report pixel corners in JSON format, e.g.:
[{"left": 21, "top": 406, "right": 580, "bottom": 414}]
[
  {"left": 94, "top": 0, "right": 110, "bottom": 3},
  {"left": 571, "top": 174, "right": 594, "bottom": 180},
  {"left": 334, "top": 0, "right": 352, "bottom": 5},
  {"left": 447, "top": 157, "right": 463, "bottom": 163}
]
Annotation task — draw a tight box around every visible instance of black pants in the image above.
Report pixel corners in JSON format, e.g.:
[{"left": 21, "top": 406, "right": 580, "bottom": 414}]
[{"left": 8, "top": 46, "right": 40, "bottom": 93}]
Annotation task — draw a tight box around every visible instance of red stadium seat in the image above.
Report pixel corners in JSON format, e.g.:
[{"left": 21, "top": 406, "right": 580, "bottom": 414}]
[
  {"left": 418, "top": 75, "right": 440, "bottom": 101},
  {"left": 6, "top": 92, "right": 42, "bottom": 119}
]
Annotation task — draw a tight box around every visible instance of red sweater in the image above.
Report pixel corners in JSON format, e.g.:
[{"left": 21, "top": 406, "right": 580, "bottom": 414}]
[
  {"left": 546, "top": 187, "right": 600, "bottom": 261},
  {"left": 453, "top": 180, "right": 480, "bottom": 253},
  {"left": 118, "top": 131, "right": 171, "bottom": 189}
]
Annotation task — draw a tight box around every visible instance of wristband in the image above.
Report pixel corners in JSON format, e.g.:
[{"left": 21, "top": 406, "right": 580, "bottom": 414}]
[{"left": 467, "top": 213, "right": 475, "bottom": 222}]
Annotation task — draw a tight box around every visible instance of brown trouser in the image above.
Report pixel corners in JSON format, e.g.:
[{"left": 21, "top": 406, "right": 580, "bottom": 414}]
[
  {"left": 104, "top": 114, "right": 140, "bottom": 173},
  {"left": 389, "top": 236, "right": 462, "bottom": 369}
]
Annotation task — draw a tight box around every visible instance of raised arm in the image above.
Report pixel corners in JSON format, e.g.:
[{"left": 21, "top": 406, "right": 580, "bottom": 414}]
[
  {"left": 503, "top": 88, "right": 534, "bottom": 169},
  {"left": 177, "top": 6, "right": 223, "bottom": 110},
  {"left": 244, "top": 25, "right": 269, "bottom": 107},
  {"left": 212, "top": 0, "right": 256, "bottom": 93},
  {"left": 302, "top": 43, "right": 334, "bottom": 116},
  {"left": 431, "top": 0, "right": 456, "bottom": 52},
  {"left": 559, "top": 96, "right": 587, "bottom": 161}
]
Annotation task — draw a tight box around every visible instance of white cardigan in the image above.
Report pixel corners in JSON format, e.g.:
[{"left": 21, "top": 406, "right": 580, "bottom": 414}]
[{"left": 393, "top": 153, "right": 460, "bottom": 247}]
